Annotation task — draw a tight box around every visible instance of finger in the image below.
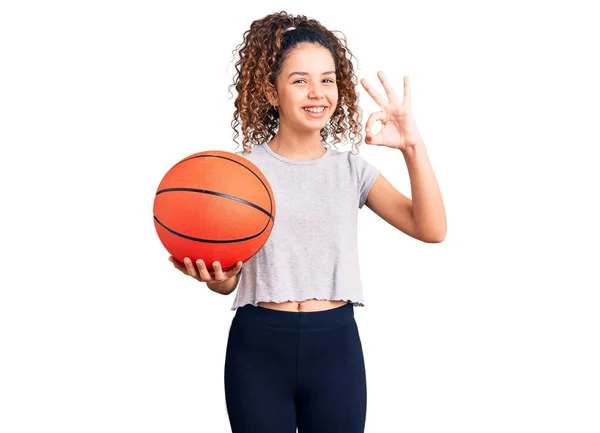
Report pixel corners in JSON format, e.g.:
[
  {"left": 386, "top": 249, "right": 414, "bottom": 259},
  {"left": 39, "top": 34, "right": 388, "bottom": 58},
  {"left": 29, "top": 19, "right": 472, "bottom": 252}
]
[
  {"left": 183, "top": 257, "right": 197, "bottom": 277},
  {"left": 365, "top": 130, "right": 386, "bottom": 146},
  {"left": 360, "top": 77, "right": 387, "bottom": 107},
  {"left": 229, "top": 261, "right": 244, "bottom": 277},
  {"left": 212, "top": 261, "right": 224, "bottom": 281},
  {"left": 195, "top": 259, "right": 212, "bottom": 281},
  {"left": 403, "top": 75, "right": 411, "bottom": 107},
  {"left": 365, "top": 112, "right": 388, "bottom": 146},
  {"left": 169, "top": 256, "right": 187, "bottom": 274},
  {"left": 377, "top": 71, "right": 400, "bottom": 103},
  {"left": 365, "top": 110, "right": 388, "bottom": 136}
]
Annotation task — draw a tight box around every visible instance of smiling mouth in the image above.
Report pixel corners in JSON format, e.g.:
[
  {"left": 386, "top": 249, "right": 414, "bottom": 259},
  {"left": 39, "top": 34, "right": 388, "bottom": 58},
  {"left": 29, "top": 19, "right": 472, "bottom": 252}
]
[{"left": 303, "top": 107, "right": 327, "bottom": 113}]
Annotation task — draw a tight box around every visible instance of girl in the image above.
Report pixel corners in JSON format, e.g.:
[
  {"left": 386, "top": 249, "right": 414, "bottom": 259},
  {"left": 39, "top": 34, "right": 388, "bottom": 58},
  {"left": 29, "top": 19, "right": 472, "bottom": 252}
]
[{"left": 169, "top": 11, "right": 446, "bottom": 433}]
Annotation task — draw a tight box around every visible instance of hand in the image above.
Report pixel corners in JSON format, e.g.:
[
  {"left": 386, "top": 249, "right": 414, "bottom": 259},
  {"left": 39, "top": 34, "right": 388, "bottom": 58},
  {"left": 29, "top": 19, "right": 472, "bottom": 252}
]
[
  {"left": 360, "top": 72, "right": 424, "bottom": 151},
  {"left": 168, "top": 256, "right": 243, "bottom": 285}
]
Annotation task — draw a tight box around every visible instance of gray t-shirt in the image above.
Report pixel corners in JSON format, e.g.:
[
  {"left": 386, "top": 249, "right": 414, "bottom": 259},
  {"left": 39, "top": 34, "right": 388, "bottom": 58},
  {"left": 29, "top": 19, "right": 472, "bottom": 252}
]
[{"left": 229, "top": 141, "right": 379, "bottom": 310}]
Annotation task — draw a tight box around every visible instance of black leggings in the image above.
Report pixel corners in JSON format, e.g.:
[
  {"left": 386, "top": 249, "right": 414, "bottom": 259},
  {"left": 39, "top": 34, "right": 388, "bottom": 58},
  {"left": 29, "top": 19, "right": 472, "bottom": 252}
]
[{"left": 224, "top": 302, "right": 367, "bottom": 433}]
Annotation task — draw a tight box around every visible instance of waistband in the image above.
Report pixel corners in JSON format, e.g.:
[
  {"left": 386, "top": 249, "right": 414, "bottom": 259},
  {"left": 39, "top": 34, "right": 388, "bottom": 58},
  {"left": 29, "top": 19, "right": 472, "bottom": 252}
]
[{"left": 233, "top": 302, "right": 354, "bottom": 329}]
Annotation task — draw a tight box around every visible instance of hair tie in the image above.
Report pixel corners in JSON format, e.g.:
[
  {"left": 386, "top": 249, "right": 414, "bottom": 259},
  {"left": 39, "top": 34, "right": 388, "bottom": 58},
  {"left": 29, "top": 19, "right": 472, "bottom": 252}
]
[{"left": 286, "top": 26, "right": 296, "bottom": 32}]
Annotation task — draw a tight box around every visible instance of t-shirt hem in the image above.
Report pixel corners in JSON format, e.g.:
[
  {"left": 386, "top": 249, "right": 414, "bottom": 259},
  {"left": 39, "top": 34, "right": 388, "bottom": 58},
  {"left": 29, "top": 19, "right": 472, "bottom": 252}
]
[{"left": 231, "top": 299, "right": 364, "bottom": 311}]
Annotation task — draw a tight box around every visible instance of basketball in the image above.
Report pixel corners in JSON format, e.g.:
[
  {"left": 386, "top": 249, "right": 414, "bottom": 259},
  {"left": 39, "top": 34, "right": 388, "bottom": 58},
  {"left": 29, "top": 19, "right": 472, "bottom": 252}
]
[{"left": 153, "top": 150, "right": 276, "bottom": 272}]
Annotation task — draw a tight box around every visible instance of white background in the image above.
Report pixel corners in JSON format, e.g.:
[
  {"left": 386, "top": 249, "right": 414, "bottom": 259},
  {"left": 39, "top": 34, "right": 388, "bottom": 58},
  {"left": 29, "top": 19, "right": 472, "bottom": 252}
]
[{"left": 1, "top": 0, "right": 599, "bottom": 432}]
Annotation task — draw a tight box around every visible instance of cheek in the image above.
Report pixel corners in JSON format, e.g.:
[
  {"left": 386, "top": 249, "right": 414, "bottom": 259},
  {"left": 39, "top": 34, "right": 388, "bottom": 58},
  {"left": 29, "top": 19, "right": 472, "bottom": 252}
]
[
  {"left": 329, "top": 88, "right": 339, "bottom": 103},
  {"left": 328, "top": 91, "right": 339, "bottom": 111},
  {"left": 284, "top": 93, "right": 303, "bottom": 109}
]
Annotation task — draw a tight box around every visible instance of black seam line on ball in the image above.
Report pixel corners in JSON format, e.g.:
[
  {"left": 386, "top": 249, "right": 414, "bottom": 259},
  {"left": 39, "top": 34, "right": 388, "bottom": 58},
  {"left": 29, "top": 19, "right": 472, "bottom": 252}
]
[
  {"left": 156, "top": 188, "right": 274, "bottom": 221},
  {"left": 173, "top": 154, "right": 274, "bottom": 213},
  {"left": 153, "top": 216, "right": 271, "bottom": 244}
]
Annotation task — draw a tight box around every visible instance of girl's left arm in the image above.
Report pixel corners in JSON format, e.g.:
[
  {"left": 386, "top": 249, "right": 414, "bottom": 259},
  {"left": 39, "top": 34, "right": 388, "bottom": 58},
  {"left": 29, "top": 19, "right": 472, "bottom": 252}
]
[
  {"left": 361, "top": 72, "right": 446, "bottom": 243},
  {"left": 401, "top": 142, "right": 446, "bottom": 242},
  {"left": 365, "top": 142, "right": 446, "bottom": 243}
]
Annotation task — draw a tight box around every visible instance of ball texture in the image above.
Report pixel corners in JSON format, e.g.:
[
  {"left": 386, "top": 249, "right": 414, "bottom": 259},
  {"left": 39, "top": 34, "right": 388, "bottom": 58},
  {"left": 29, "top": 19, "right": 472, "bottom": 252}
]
[{"left": 153, "top": 150, "right": 275, "bottom": 271}]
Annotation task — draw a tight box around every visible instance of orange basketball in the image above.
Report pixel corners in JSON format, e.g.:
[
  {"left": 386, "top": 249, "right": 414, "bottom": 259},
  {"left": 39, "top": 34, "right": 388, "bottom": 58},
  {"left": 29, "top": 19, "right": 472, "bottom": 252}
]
[{"left": 153, "top": 150, "right": 275, "bottom": 272}]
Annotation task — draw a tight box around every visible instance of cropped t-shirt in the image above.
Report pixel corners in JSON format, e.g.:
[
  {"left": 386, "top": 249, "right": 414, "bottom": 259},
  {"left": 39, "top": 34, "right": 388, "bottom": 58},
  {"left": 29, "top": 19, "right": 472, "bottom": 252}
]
[{"left": 229, "top": 141, "right": 380, "bottom": 310}]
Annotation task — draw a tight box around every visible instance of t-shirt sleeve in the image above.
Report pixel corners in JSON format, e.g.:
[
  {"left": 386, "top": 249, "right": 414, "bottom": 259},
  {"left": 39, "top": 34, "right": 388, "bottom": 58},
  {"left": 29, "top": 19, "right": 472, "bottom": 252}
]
[{"left": 352, "top": 153, "right": 380, "bottom": 209}]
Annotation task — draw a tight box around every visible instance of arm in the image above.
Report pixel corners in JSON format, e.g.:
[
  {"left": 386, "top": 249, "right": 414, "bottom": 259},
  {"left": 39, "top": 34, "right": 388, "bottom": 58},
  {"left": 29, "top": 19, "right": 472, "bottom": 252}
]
[
  {"left": 366, "top": 143, "right": 446, "bottom": 243},
  {"left": 400, "top": 142, "right": 446, "bottom": 242},
  {"left": 207, "top": 271, "right": 241, "bottom": 295},
  {"left": 360, "top": 74, "right": 446, "bottom": 242},
  {"left": 169, "top": 256, "right": 243, "bottom": 295}
]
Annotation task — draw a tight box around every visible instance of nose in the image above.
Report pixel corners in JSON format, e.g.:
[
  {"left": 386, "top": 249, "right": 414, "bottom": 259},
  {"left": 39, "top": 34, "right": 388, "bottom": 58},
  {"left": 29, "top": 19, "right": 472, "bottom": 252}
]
[{"left": 308, "top": 83, "right": 325, "bottom": 99}]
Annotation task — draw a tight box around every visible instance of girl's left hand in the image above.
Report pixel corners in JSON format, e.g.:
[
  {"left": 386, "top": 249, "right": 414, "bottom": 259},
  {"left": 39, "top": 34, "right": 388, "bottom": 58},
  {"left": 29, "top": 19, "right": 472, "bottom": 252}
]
[{"left": 360, "top": 72, "right": 424, "bottom": 150}]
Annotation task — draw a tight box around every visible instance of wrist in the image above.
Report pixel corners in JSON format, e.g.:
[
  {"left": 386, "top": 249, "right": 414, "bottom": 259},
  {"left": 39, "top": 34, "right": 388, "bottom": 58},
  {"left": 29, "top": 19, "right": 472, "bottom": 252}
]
[
  {"left": 206, "top": 273, "right": 239, "bottom": 295},
  {"left": 401, "top": 141, "right": 425, "bottom": 157}
]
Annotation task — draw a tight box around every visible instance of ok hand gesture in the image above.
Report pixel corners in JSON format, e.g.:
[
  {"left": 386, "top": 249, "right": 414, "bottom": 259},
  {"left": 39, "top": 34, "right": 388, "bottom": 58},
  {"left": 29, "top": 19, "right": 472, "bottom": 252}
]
[{"left": 360, "top": 72, "right": 424, "bottom": 150}]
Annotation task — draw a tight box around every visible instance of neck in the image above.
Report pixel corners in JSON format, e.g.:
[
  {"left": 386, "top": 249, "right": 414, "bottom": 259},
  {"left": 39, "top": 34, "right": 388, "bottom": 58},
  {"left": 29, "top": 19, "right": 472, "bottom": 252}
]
[{"left": 268, "top": 124, "right": 326, "bottom": 160}]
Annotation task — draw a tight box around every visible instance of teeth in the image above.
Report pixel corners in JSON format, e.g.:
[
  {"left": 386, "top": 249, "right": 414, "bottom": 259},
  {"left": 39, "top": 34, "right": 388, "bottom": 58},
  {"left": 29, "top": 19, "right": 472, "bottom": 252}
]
[{"left": 304, "top": 107, "right": 325, "bottom": 113}]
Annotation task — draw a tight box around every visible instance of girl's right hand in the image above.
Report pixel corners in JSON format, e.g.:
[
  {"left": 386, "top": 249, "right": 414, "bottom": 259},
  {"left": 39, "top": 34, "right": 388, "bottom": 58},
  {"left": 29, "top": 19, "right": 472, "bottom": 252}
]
[{"left": 168, "top": 256, "right": 243, "bottom": 285}]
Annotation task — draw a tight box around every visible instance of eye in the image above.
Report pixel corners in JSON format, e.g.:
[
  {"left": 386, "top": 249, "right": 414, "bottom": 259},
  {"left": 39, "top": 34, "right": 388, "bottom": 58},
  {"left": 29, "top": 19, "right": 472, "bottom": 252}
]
[{"left": 293, "top": 79, "right": 335, "bottom": 84}]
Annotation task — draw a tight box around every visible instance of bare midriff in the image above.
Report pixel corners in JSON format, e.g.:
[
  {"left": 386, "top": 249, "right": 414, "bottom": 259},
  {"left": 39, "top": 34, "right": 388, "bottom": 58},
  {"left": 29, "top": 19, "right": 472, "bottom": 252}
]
[{"left": 257, "top": 299, "right": 348, "bottom": 312}]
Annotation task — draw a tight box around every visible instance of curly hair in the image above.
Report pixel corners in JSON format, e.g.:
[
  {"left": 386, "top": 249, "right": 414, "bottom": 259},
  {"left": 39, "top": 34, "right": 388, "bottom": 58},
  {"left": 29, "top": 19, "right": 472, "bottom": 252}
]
[{"left": 228, "top": 11, "right": 364, "bottom": 155}]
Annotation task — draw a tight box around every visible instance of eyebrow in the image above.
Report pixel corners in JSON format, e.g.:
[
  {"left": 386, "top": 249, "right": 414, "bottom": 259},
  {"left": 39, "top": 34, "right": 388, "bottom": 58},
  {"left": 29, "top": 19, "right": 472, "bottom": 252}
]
[{"left": 287, "top": 71, "right": 336, "bottom": 79}]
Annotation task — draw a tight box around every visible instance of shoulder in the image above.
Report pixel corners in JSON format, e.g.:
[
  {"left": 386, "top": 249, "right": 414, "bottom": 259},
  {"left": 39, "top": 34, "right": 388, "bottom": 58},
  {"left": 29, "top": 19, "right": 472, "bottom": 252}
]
[
  {"left": 329, "top": 147, "right": 378, "bottom": 174},
  {"left": 234, "top": 144, "right": 266, "bottom": 160}
]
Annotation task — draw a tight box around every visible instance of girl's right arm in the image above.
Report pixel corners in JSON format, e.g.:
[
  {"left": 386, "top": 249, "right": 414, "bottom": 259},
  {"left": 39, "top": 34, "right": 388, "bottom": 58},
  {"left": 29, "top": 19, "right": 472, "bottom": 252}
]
[
  {"left": 206, "top": 272, "right": 240, "bottom": 295},
  {"left": 168, "top": 256, "right": 243, "bottom": 296}
]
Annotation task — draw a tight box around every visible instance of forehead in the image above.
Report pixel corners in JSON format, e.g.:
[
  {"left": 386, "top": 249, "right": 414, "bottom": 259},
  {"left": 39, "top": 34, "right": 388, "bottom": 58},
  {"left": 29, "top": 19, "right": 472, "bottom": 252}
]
[{"left": 281, "top": 43, "right": 335, "bottom": 71}]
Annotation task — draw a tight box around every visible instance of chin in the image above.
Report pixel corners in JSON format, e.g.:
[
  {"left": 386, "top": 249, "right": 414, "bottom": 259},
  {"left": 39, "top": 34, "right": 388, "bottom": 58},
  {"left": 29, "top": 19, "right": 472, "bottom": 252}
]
[
  {"left": 302, "top": 123, "right": 329, "bottom": 134},
  {"left": 302, "top": 117, "right": 332, "bottom": 129}
]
